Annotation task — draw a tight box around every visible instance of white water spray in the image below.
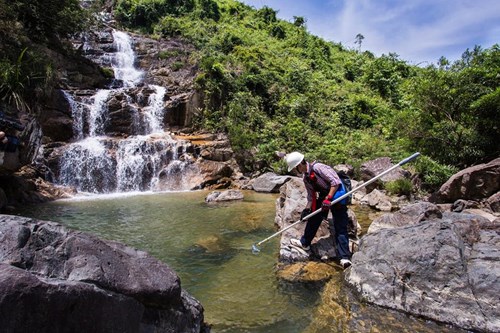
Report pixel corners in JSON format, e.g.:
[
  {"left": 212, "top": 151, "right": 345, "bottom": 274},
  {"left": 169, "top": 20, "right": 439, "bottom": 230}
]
[
  {"left": 89, "top": 90, "right": 111, "bottom": 136},
  {"left": 63, "top": 91, "right": 85, "bottom": 140},
  {"left": 143, "top": 85, "right": 167, "bottom": 134},
  {"left": 57, "top": 30, "right": 193, "bottom": 194},
  {"left": 111, "top": 30, "right": 143, "bottom": 87},
  {"left": 59, "top": 137, "right": 115, "bottom": 193}
]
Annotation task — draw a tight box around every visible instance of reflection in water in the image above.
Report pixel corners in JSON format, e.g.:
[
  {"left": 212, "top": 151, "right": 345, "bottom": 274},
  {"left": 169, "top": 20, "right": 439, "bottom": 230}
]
[{"left": 15, "top": 192, "right": 464, "bottom": 333}]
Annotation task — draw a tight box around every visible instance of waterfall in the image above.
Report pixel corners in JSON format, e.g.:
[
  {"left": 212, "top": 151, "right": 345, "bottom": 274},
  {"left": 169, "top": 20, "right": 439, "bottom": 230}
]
[
  {"left": 116, "top": 136, "right": 165, "bottom": 191},
  {"left": 143, "top": 85, "right": 167, "bottom": 134},
  {"left": 88, "top": 90, "right": 111, "bottom": 137},
  {"left": 59, "top": 137, "right": 116, "bottom": 193},
  {"left": 111, "top": 30, "right": 143, "bottom": 87},
  {"left": 56, "top": 30, "right": 194, "bottom": 194}
]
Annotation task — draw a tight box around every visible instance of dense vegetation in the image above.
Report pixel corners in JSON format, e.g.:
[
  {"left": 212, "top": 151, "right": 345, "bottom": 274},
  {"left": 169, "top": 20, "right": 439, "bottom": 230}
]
[
  {"left": 113, "top": 0, "right": 498, "bottom": 190},
  {"left": 0, "top": 0, "right": 92, "bottom": 112},
  {"left": 1, "top": 0, "right": 498, "bottom": 192}
]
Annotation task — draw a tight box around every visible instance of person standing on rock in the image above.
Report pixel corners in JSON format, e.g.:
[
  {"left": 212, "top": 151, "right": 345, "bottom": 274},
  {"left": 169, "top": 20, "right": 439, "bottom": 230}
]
[{"left": 284, "top": 151, "right": 352, "bottom": 269}]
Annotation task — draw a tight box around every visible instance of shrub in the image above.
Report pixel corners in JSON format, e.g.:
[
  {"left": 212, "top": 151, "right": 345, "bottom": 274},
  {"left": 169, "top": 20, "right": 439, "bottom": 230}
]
[
  {"left": 115, "top": 0, "right": 195, "bottom": 29},
  {"left": 171, "top": 61, "right": 184, "bottom": 71},
  {"left": 158, "top": 49, "right": 181, "bottom": 59},
  {"left": 100, "top": 67, "right": 114, "bottom": 78},
  {"left": 414, "top": 155, "right": 458, "bottom": 191},
  {"left": 385, "top": 178, "right": 413, "bottom": 196},
  {"left": 155, "top": 16, "right": 183, "bottom": 37}
]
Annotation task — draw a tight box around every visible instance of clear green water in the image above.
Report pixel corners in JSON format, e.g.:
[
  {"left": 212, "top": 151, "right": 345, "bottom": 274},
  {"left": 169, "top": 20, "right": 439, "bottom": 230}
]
[
  {"left": 15, "top": 190, "right": 319, "bottom": 333},
  {"left": 15, "top": 191, "right": 464, "bottom": 333}
]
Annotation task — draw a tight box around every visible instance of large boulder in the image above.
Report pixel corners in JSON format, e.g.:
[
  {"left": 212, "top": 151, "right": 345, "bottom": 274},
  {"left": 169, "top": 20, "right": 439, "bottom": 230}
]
[
  {"left": 346, "top": 203, "right": 500, "bottom": 332},
  {"left": 430, "top": 157, "right": 500, "bottom": 203},
  {"left": 367, "top": 201, "right": 442, "bottom": 233},
  {"left": 0, "top": 215, "right": 209, "bottom": 333},
  {"left": 486, "top": 191, "right": 500, "bottom": 213},
  {"left": 251, "top": 172, "right": 292, "bottom": 193},
  {"left": 205, "top": 190, "right": 244, "bottom": 202},
  {"left": 359, "top": 157, "right": 409, "bottom": 192},
  {"left": 359, "top": 188, "right": 393, "bottom": 212},
  {"left": 275, "top": 177, "right": 358, "bottom": 264},
  {"left": 0, "top": 263, "right": 144, "bottom": 333}
]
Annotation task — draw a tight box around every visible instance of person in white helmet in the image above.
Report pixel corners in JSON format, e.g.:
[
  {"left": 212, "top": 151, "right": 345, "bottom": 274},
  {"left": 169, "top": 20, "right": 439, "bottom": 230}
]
[{"left": 284, "top": 151, "right": 352, "bottom": 269}]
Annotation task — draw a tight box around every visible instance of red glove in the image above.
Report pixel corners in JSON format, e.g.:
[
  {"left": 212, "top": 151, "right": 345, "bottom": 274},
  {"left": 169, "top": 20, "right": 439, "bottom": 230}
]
[{"left": 322, "top": 196, "right": 332, "bottom": 211}]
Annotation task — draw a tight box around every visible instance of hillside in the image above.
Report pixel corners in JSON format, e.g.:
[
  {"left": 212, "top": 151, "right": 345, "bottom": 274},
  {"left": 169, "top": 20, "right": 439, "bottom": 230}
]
[
  {"left": 115, "top": 0, "right": 499, "bottom": 188},
  {"left": 0, "top": 0, "right": 499, "bottom": 192}
]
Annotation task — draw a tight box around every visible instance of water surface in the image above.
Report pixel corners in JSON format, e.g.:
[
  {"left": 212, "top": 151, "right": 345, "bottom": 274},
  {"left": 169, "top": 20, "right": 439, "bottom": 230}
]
[
  {"left": 16, "top": 191, "right": 464, "bottom": 333},
  {"left": 17, "top": 190, "right": 319, "bottom": 332}
]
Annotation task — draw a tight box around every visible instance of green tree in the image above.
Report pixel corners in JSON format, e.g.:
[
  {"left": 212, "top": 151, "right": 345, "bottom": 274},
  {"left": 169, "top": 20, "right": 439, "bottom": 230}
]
[
  {"left": 293, "top": 16, "right": 305, "bottom": 28},
  {"left": 362, "top": 53, "right": 412, "bottom": 106},
  {"left": 115, "top": 0, "right": 195, "bottom": 28},
  {"left": 355, "top": 33, "right": 364, "bottom": 50},
  {"left": 400, "top": 45, "right": 500, "bottom": 166},
  {"left": 256, "top": 6, "right": 277, "bottom": 24},
  {"left": 13, "top": 0, "right": 89, "bottom": 42},
  {"left": 197, "top": 0, "right": 220, "bottom": 21}
]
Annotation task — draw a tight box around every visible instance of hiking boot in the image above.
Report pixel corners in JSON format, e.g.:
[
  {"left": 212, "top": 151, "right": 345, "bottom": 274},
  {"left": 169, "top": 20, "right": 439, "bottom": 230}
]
[
  {"left": 290, "top": 238, "right": 310, "bottom": 251},
  {"left": 340, "top": 259, "right": 352, "bottom": 269}
]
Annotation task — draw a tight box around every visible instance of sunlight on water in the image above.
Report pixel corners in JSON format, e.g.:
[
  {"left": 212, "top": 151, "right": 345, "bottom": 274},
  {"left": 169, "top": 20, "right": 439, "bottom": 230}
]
[
  {"left": 16, "top": 191, "right": 316, "bottom": 332},
  {"left": 15, "top": 192, "right": 465, "bottom": 333}
]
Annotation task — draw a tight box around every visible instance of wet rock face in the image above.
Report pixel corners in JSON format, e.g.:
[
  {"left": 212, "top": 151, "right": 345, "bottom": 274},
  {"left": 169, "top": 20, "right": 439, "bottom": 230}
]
[
  {"left": 38, "top": 27, "right": 201, "bottom": 140},
  {"left": 346, "top": 203, "right": 500, "bottom": 333},
  {"left": 38, "top": 89, "right": 74, "bottom": 142},
  {"left": 0, "top": 215, "right": 209, "bottom": 333},
  {"left": 132, "top": 33, "right": 202, "bottom": 129}
]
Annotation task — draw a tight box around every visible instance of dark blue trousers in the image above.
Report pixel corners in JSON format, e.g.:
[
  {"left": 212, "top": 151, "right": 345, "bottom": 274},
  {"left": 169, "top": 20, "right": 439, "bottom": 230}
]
[{"left": 301, "top": 204, "right": 351, "bottom": 260}]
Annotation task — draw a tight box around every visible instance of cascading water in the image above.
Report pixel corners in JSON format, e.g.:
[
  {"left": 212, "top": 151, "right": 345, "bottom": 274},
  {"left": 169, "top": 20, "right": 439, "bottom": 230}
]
[
  {"left": 57, "top": 30, "right": 194, "bottom": 194},
  {"left": 88, "top": 89, "right": 111, "bottom": 137},
  {"left": 111, "top": 30, "right": 143, "bottom": 87},
  {"left": 143, "top": 85, "right": 167, "bottom": 134}
]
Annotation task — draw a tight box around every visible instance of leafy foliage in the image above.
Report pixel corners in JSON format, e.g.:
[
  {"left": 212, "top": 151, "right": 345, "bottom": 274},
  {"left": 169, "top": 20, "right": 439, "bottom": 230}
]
[
  {"left": 0, "top": 48, "right": 30, "bottom": 111},
  {"left": 385, "top": 178, "right": 413, "bottom": 197},
  {"left": 117, "top": 0, "right": 497, "bottom": 181},
  {"left": 11, "top": 0, "right": 89, "bottom": 42},
  {"left": 0, "top": 0, "right": 91, "bottom": 113},
  {"left": 0, "top": 46, "right": 57, "bottom": 113},
  {"left": 1, "top": 0, "right": 497, "bottom": 193},
  {"left": 115, "top": 0, "right": 195, "bottom": 29},
  {"left": 413, "top": 155, "right": 458, "bottom": 191},
  {"left": 399, "top": 45, "right": 500, "bottom": 167}
]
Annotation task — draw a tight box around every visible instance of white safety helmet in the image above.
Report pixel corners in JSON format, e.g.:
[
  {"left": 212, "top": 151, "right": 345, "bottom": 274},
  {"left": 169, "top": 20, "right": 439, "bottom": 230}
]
[{"left": 285, "top": 151, "right": 304, "bottom": 172}]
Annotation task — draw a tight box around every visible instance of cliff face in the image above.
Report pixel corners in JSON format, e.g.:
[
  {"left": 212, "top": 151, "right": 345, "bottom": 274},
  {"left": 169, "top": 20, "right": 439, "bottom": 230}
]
[
  {"left": 0, "top": 21, "right": 247, "bottom": 208},
  {"left": 38, "top": 27, "right": 202, "bottom": 143}
]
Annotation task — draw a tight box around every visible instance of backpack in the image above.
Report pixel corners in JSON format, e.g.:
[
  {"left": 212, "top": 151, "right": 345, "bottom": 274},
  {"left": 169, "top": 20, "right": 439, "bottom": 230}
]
[
  {"left": 309, "top": 162, "right": 353, "bottom": 205},
  {"left": 336, "top": 170, "right": 353, "bottom": 205}
]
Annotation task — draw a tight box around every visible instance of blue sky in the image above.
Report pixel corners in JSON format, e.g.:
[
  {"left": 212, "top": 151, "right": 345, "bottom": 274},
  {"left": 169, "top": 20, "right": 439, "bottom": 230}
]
[{"left": 240, "top": 0, "right": 500, "bottom": 65}]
